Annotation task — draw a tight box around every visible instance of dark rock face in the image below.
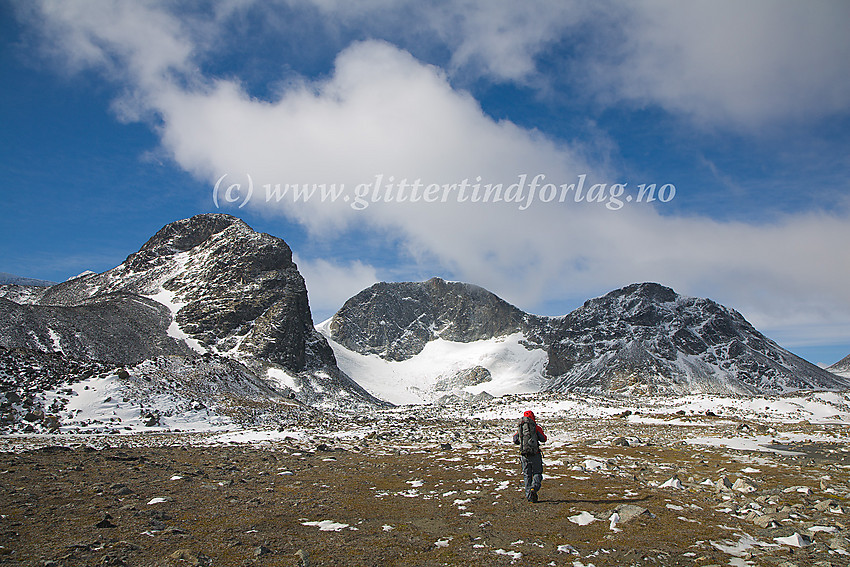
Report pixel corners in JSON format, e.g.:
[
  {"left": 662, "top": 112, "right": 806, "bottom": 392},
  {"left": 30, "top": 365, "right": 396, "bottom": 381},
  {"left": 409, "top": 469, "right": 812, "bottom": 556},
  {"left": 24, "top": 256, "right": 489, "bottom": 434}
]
[
  {"left": 540, "top": 283, "right": 850, "bottom": 395},
  {"left": 329, "top": 277, "right": 529, "bottom": 361},
  {"left": 35, "top": 214, "right": 335, "bottom": 371},
  {"left": 434, "top": 366, "right": 492, "bottom": 392},
  {"left": 0, "top": 294, "right": 192, "bottom": 365}
]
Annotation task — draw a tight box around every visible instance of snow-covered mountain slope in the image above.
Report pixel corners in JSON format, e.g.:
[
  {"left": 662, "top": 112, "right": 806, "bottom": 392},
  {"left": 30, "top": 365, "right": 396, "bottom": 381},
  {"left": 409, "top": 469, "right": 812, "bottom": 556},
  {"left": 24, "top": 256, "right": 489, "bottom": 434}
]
[
  {"left": 0, "top": 344, "right": 320, "bottom": 434},
  {"left": 325, "top": 280, "right": 850, "bottom": 398},
  {"left": 318, "top": 320, "right": 547, "bottom": 405}
]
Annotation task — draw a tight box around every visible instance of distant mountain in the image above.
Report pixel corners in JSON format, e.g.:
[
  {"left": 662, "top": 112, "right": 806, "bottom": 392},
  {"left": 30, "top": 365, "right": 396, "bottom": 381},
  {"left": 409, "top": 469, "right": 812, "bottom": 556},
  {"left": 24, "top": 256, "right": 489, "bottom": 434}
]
[
  {"left": 329, "top": 277, "right": 531, "bottom": 361},
  {"left": 0, "top": 273, "right": 56, "bottom": 287},
  {"left": 539, "top": 283, "right": 848, "bottom": 395},
  {"left": 828, "top": 354, "right": 850, "bottom": 378},
  {"left": 323, "top": 280, "right": 850, "bottom": 401},
  {"left": 0, "top": 214, "right": 383, "bottom": 411}
]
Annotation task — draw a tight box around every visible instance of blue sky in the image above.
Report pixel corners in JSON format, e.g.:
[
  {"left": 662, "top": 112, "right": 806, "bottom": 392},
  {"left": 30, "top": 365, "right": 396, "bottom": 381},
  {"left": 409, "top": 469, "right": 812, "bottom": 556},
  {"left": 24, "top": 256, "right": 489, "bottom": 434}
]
[{"left": 2, "top": 0, "right": 849, "bottom": 366}]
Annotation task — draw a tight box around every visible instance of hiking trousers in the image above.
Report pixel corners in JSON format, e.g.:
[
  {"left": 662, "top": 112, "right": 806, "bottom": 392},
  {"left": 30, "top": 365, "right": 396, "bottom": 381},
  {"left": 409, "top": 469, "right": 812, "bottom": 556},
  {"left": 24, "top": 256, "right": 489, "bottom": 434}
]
[{"left": 520, "top": 453, "right": 543, "bottom": 500}]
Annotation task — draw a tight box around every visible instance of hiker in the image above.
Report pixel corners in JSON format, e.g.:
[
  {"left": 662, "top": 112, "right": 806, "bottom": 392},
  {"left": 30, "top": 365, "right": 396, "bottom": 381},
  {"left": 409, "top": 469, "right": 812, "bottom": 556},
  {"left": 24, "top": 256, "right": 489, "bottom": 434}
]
[{"left": 513, "top": 410, "right": 547, "bottom": 502}]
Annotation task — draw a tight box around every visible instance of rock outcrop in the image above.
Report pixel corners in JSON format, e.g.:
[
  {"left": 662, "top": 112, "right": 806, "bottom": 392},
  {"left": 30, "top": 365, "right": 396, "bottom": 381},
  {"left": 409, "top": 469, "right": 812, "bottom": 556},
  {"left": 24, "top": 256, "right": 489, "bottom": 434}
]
[{"left": 329, "top": 277, "right": 530, "bottom": 361}]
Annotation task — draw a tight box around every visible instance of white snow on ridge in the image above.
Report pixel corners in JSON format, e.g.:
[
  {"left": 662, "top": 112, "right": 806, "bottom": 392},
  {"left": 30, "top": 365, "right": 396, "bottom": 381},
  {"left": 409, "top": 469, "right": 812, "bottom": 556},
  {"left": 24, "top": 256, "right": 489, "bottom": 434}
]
[
  {"left": 66, "top": 270, "right": 96, "bottom": 282},
  {"left": 316, "top": 322, "right": 547, "bottom": 405},
  {"left": 145, "top": 279, "right": 207, "bottom": 355},
  {"left": 266, "top": 367, "right": 300, "bottom": 392},
  {"left": 468, "top": 391, "right": 850, "bottom": 427},
  {"left": 47, "top": 328, "right": 63, "bottom": 353}
]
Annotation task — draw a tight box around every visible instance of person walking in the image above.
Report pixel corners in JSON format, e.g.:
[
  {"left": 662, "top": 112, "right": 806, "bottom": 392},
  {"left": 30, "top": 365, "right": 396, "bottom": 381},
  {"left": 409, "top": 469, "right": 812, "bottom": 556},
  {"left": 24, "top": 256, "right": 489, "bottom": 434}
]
[{"left": 513, "top": 410, "right": 547, "bottom": 502}]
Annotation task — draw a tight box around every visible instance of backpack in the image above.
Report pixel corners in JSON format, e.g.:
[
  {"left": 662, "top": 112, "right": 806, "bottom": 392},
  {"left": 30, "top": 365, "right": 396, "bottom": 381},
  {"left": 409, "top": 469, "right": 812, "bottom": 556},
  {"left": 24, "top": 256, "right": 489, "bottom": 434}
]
[{"left": 517, "top": 417, "right": 540, "bottom": 456}]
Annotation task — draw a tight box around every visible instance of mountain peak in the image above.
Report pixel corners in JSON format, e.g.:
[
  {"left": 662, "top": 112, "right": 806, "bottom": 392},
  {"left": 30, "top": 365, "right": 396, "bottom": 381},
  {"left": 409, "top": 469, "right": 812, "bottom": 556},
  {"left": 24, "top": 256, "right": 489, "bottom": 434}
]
[
  {"left": 141, "top": 213, "right": 244, "bottom": 253},
  {"left": 17, "top": 214, "right": 323, "bottom": 369},
  {"left": 125, "top": 214, "right": 274, "bottom": 271},
  {"left": 329, "top": 278, "right": 528, "bottom": 361},
  {"left": 610, "top": 282, "right": 679, "bottom": 302}
]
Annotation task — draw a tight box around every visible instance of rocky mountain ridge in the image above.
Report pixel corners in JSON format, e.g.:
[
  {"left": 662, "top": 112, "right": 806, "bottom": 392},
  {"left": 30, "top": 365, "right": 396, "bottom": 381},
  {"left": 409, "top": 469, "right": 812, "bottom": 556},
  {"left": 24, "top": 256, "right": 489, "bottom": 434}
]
[
  {"left": 538, "top": 283, "right": 847, "bottom": 395},
  {"left": 326, "top": 280, "right": 850, "bottom": 398},
  {"left": 2, "top": 214, "right": 848, "bottom": 426},
  {"left": 0, "top": 214, "right": 383, "bottom": 422},
  {"left": 34, "top": 214, "right": 335, "bottom": 371}
]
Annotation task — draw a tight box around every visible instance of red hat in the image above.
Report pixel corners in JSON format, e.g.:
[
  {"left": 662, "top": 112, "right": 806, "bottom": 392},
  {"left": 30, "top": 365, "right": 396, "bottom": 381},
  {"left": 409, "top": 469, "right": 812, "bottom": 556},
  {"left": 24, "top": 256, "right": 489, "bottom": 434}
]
[{"left": 523, "top": 410, "right": 535, "bottom": 420}]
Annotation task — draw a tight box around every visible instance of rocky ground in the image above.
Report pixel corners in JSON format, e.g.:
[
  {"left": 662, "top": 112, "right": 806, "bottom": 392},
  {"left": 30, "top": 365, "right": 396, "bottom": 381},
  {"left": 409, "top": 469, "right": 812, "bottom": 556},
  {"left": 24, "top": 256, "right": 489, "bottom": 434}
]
[{"left": 1, "top": 407, "right": 850, "bottom": 566}]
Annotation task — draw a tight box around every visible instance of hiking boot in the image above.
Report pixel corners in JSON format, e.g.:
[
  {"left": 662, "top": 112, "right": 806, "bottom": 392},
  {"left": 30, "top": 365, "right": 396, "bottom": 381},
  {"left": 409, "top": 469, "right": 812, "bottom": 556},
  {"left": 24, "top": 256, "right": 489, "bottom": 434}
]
[{"left": 530, "top": 489, "right": 539, "bottom": 503}]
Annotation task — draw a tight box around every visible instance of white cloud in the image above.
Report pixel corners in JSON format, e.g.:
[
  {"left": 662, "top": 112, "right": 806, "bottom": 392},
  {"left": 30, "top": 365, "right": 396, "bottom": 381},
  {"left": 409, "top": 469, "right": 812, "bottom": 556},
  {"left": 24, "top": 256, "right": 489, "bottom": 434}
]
[
  {"left": 587, "top": 0, "right": 850, "bottom": 127},
  {"left": 30, "top": 0, "right": 193, "bottom": 81},
  {"left": 285, "top": 0, "right": 850, "bottom": 126},
  {"left": 293, "top": 255, "right": 378, "bottom": 322},
  {"left": 423, "top": 0, "right": 588, "bottom": 82},
  {"left": 19, "top": 0, "right": 850, "bottom": 349}
]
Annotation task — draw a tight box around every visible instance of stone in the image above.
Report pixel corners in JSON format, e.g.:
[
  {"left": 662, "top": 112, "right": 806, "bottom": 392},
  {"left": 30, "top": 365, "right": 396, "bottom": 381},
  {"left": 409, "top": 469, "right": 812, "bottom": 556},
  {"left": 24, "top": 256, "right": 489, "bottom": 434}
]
[
  {"left": 254, "top": 545, "right": 271, "bottom": 557},
  {"left": 753, "top": 514, "right": 781, "bottom": 529},
  {"left": 96, "top": 514, "right": 117, "bottom": 529},
  {"left": 295, "top": 549, "right": 310, "bottom": 567},
  {"left": 169, "top": 549, "right": 203, "bottom": 565},
  {"left": 612, "top": 504, "right": 655, "bottom": 524},
  {"left": 733, "top": 478, "right": 758, "bottom": 493}
]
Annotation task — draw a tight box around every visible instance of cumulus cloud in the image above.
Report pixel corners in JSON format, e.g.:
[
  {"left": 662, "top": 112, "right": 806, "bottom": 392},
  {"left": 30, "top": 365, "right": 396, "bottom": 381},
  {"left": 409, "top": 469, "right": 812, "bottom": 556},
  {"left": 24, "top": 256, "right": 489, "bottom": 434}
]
[
  {"left": 285, "top": 0, "right": 850, "bottom": 126},
  {"left": 596, "top": 0, "right": 850, "bottom": 127},
  {"left": 18, "top": 0, "right": 850, "bottom": 348},
  {"left": 292, "top": 255, "right": 378, "bottom": 322}
]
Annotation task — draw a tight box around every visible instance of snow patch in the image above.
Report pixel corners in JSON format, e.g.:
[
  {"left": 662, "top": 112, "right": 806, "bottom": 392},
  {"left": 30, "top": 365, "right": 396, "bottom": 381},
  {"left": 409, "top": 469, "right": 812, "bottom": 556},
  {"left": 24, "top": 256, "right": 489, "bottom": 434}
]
[
  {"left": 568, "top": 511, "right": 596, "bottom": 526},
  {"left": 47, "top": 328, "right": 63, "bottom": 353},
  {"left": 266, "top": 367, "right": 299, "bottom": 392},
  {"left": 302, "top": 520, "right": 350, "bottom": 531}
]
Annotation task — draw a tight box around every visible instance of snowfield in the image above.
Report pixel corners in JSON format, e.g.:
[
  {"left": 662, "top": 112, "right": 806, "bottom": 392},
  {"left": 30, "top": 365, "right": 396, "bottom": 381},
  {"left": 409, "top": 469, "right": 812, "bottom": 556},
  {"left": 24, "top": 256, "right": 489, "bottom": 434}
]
[{"left": 317, "top": 320, "right": 549, "bottom": 405}]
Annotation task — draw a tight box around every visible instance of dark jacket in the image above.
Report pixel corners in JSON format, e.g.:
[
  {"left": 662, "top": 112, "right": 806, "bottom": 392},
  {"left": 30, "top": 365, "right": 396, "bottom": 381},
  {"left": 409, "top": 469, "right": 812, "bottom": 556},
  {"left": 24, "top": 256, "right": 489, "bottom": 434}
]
[{"left": 513, "top": 416, "right": 546, "bottom": 454}]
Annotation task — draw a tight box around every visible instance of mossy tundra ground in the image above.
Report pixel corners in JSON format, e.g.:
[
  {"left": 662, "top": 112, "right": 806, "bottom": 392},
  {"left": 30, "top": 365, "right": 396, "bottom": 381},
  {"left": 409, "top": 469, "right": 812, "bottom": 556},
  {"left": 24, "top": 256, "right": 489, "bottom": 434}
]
[{"left": 2, "top": 407, "right": 850, "bottom": 566}]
